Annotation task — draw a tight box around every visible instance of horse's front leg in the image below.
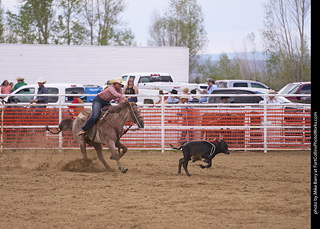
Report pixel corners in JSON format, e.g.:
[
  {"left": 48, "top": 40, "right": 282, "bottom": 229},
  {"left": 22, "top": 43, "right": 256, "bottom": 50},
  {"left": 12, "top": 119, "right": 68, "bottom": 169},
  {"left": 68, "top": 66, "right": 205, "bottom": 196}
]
[
  {"left": 109, "top": 141, "right": 128, "bottom": 160},
  {"left": 107, "top": 140, "right": 128, "bottom": 173}
]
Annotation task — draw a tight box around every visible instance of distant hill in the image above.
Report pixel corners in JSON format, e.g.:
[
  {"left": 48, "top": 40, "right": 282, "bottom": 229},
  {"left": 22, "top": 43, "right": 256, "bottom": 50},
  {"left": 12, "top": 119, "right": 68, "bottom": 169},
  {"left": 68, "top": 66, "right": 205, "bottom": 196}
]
[
  {"left": 202, "top": 51, "right": 266, "bottom": 61},
  {"left": 190, "top": 52, "right": 267, "bottom": 82}
]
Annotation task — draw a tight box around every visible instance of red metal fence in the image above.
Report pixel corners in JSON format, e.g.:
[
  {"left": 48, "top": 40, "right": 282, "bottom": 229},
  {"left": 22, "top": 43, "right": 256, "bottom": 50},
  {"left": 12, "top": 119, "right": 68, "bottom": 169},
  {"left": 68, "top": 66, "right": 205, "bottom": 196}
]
[{"left": 1, "top": 103, "right": 311, "bottom": 152}]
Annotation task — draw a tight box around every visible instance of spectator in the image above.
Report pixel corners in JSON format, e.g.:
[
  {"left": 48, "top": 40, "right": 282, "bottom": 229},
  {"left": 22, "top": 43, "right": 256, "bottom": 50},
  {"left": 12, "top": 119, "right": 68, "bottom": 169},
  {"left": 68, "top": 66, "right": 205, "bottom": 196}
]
[
  {"left": 1, "top": 80, "right": 12, "bottom": 98},
  {"left": 266, "top": 90, "right": 280, "bottom": 104},
  {"left": 182, "top": 87, "right": 192, "bottom": 101},
  {"left": 259, "top": 90, "right": 281, "bottom": 109},
  {"left": 123, "top": 76, "right": 139, "bottom": 102},
  {"left": 9, "top": 82, "right": 14, "bottom": 92},
  {"left": 178, "top": 96, "right": 195, "bottom": 143},
  {"left": 68, "top": 92, "right": 84, "bottom": 109},
  {"left": 30, "top": 78, "right": 48, "bottom": 108},
  {"left": 167, "top": 89, "right": 179, "bottom": 104},
  {"left": 12, "top": 77, "right": 27, "bottom": 91},
  {"left": 200, "top": 78, "right": 217, "bottom": 103},
  {"left": 220, "top": 96, "right": 230, "bottom": 104},
  {"left": 189, "top": 89, "right": 200, "bottom": 103},
  {"left": 68, "top": 92, "right": 84, "bottom": 118},
  {"left": 155, "top": 90, "right": 168, "bottom": 104}
]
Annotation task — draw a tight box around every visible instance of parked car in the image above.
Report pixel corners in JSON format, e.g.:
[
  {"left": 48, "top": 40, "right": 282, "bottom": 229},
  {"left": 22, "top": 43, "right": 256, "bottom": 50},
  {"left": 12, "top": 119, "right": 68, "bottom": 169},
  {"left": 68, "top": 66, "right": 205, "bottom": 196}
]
[
  {"left": 278, "top": 82, "right": 311, "bottom": 103},
  {"left": 215, "top": 80, "right": 270, "bottom": 90},
  {"left": 4, "top": 83, "right": 86, "bottom": 107},
  {"left": 208, "top": 88, "right": 307, "bottom": 108}
]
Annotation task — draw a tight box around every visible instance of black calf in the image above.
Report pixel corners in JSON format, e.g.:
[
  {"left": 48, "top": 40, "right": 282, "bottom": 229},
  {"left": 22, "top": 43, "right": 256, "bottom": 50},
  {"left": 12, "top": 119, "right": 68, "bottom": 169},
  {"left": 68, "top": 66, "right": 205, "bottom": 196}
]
[{"left": 170, "top": 139, "right": 230, "bottom": 176}]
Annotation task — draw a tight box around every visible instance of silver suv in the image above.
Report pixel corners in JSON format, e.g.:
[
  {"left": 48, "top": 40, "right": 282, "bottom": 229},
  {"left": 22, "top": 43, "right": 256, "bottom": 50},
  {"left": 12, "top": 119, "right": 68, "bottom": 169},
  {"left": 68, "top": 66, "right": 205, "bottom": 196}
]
[{"left": 216, "top": 80, "right": 270, "bottom": 90}]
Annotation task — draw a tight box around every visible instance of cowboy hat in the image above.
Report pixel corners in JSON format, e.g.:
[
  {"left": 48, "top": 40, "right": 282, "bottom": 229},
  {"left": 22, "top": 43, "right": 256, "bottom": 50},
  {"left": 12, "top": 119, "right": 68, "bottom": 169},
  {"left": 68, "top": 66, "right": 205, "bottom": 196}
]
[
  {"left": 179, "top": 95, "right": 189, "bottom": 100},
  {"left": 109, "top": 77, "right": 124, "bottom": 85},
  {"left": 36, "top": 77, "right": 47, "bottom": 84},
  {"left": 268, "top": 90, "right": 277, "bottom": 94},
  {"left": 16, "top": 77, "right": 24, "bottom": 81}
]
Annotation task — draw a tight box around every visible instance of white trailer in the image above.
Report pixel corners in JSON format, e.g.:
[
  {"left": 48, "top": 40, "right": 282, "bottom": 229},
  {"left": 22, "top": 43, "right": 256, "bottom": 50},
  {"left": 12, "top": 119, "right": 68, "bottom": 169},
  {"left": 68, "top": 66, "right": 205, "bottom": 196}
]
[{"left": 0, "top": 44, "right": 189, "bottom": 85}]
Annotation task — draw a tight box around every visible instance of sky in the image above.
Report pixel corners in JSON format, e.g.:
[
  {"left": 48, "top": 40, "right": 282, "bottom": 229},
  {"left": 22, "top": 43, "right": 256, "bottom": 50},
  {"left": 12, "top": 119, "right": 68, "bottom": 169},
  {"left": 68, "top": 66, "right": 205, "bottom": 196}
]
[{"left": 1, "top": 0, "right": 267, "bottom": 54}]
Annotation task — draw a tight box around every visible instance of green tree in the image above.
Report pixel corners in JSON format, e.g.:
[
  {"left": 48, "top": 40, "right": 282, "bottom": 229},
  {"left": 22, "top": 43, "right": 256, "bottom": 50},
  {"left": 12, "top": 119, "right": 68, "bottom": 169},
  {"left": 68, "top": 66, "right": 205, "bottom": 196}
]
[
  {"left": 196, "top": 53, "right": 240, "bottom": 83},
  {"left": 0, "top": 0, "right": 4, "bottom": 42},
  {"left": 6, "top": 0, "right": 56, "bottom": 44},
  {"left": 262, "top": 0, "right": 311, "bottom": 89},
  {"left": 96, "top": 0, "right": 135, "bottom": 46},
  {"left": 148, "top": 0, "right": 208, "bottom": 74},
  {"left": 6, "top": 3, "right": 37, "bottom": 44},
  {"left": 55, "top": 0, "right": 87, "bottom": 45},
  {"left": 217, "top": 53, "right": 240, "bottom": 80}
]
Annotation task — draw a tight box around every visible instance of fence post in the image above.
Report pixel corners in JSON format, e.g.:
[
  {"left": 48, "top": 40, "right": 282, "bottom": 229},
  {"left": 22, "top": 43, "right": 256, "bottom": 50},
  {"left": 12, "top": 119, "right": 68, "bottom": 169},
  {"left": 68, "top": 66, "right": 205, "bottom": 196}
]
[
  {"left": 263, "top": 94, "right": 268, "bottom": 153},
  {"left": 161, "top": 95, "right": 165, "bottom": 153},
  {"left": 1, "top": 101, "right": 4, "bottom": 153},
  {"left": 58, "top": 94, "right": 62, "bottom": 151}
]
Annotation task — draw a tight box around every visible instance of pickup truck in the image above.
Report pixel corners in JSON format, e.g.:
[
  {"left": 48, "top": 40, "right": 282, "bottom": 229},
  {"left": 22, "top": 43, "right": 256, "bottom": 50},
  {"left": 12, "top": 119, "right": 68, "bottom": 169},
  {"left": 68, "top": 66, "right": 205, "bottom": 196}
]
[{"left": 121, "top": 72, "right": 198, "bottom": 93}]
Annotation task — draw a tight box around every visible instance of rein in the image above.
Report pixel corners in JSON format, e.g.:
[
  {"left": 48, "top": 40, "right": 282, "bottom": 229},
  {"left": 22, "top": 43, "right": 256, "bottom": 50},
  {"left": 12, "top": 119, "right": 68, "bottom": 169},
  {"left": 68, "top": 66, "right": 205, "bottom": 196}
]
[
  {"left": 100, "top": 103, "right": 139, "bottom": 141},
  {"left": 128, "top": 102, "right": 143, "bottom": 129}
]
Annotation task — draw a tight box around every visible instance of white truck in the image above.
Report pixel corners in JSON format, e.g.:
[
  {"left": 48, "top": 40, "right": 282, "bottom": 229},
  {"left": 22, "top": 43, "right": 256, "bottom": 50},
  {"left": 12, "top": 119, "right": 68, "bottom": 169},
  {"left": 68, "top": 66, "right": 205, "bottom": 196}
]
[
  {"left": 121, "top": 72, "right": 198, "bottom": 92},
  {"left": 119, "top": 72, "right": 199, "bottom": 104},
  {"left": 0, "top": 44, "right": 190, "bottom": 85}
]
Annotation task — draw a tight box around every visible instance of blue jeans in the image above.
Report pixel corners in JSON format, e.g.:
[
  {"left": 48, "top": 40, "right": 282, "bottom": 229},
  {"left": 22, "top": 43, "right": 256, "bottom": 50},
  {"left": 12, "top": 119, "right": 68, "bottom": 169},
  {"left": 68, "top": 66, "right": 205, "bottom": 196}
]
[
  {"left": 199, "top": 97, "right": 208, "bottom": 103},
  {"left": 82, "top": 95, "right": 110, "bottom": 131}
]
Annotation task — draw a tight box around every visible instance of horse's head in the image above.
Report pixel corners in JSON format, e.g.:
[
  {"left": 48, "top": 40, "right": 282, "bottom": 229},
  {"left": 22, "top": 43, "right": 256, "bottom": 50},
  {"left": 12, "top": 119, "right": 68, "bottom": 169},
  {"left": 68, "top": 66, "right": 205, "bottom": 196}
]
[{"left": 127, "top": 102, "right": 144, "bottom": 128}]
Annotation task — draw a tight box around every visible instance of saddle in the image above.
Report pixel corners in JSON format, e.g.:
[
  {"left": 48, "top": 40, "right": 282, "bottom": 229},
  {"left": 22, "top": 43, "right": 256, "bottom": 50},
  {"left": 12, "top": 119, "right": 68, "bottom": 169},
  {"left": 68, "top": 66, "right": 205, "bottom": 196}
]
[{"left": 78, "top": 107, "right": 111, "bottom": 145}]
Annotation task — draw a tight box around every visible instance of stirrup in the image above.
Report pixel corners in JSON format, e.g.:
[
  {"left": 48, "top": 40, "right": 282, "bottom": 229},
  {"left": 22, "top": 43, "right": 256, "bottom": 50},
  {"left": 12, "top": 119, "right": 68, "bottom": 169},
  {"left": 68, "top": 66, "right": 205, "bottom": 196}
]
[{"left": 78, "top": 130, "right": 86, "bottom": 136}]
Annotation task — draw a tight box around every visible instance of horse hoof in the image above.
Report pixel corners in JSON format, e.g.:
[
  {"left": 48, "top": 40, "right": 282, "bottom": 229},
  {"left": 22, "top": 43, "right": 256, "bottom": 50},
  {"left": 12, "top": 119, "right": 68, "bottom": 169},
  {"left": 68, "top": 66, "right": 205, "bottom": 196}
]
[{"left": 118, "top": 166, "right": 128, "bottom": 173}]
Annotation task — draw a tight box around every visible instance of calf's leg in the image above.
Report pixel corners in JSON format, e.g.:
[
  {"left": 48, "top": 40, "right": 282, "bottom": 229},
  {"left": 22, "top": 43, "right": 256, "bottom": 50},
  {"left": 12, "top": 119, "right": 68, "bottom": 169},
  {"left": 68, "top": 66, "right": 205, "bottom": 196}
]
[{"left": 178, "top": 158, "right": 184, "bottom": 174}]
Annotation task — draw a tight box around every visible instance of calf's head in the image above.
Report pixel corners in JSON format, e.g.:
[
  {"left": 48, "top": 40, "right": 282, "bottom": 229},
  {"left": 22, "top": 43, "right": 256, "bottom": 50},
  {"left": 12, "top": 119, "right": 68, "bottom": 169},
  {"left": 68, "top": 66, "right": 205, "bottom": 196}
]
[{"left": 214, "top": 139, "right": 230, "bottom": 155}]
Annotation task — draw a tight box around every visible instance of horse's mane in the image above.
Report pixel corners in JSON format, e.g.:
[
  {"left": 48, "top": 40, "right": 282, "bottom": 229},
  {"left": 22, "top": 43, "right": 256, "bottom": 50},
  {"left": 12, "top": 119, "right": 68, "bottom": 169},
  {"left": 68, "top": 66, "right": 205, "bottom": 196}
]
[{"left": 108, "top": 101, "right": 132, "bottom": 113}]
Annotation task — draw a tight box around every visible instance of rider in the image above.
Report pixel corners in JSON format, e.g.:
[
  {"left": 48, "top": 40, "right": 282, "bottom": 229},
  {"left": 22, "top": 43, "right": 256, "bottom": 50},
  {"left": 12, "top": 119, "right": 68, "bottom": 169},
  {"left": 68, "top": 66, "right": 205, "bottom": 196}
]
[{"left": 79, "top": 77, "right": 128, "bottom": 136}]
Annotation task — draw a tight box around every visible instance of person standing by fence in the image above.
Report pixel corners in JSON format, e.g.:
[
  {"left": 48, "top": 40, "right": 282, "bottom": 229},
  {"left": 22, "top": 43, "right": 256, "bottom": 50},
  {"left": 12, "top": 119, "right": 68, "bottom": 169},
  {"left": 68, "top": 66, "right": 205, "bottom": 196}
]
[
  {"left": 12, "top": 77, "right": 27, "bottom": 92},
  {"left": 124, "top": 76, "right": 138, "bottom": 102},
  {"left": 1, "top": 80, "right": 12, "bottom": 98},
  {"left": 200, "top": 78, "right": 217, "bottom": 103},
  {"left": 30, "top": 78, "right": 48, "bottom": 108}
]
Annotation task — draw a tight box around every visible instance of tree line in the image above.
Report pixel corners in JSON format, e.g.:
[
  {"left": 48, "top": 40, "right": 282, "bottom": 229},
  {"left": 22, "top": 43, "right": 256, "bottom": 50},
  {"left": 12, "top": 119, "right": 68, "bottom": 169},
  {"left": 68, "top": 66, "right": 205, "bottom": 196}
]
[{"left": 0, "top": 0, "right": 311, "bottom": 90}]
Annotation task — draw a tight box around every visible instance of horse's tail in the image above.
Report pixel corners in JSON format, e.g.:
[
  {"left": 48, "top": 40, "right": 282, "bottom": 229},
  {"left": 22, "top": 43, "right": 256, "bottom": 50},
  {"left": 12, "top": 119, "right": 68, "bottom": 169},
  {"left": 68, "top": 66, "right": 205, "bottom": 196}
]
[{"left": 46, "top": 118, "right": 74, "bottom": 134}]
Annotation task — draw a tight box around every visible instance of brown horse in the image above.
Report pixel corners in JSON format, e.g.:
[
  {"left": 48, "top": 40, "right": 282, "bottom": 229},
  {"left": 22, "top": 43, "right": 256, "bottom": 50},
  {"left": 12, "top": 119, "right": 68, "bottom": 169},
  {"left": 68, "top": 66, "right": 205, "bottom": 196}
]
[{"left": 47, "top": 101, "right": 144, "bottom": 173}]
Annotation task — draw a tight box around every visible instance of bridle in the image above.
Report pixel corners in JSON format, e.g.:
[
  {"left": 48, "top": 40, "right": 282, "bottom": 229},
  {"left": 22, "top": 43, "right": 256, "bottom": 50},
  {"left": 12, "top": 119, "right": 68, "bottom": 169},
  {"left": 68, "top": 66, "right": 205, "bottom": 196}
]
[{"left": 127, "top": 102, "right": 143, "bottom": 129}]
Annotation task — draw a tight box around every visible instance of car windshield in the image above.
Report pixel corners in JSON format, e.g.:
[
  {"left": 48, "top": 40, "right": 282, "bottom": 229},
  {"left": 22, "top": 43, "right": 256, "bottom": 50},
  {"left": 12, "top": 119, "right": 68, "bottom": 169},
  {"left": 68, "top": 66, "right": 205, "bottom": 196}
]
[
  {"left": 138, "top": 76, "right": 173, "bottom": 83},
  {"left": 278, "top": 84, "right": 300, "bottom": 94}
]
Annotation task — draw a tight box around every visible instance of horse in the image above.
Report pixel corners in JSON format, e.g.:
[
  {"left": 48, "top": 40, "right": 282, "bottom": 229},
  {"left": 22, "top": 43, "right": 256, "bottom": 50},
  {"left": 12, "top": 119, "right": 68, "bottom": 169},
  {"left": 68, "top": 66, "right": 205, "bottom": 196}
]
[{"left": 47, "top": 101, "right": 144, "bottom": 173}]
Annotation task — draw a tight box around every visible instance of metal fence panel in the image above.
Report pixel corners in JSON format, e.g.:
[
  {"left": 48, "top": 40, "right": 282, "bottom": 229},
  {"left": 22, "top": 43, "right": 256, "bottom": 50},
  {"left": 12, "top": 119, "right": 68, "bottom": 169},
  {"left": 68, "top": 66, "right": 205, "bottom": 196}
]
[{"left": 0, "top": 94, "right": 311, "bottom": 152}]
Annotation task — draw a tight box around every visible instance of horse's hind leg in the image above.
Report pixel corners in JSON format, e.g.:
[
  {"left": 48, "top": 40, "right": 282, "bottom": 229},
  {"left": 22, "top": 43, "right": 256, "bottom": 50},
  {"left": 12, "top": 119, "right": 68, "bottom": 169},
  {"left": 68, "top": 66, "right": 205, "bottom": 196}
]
[
  {"left": 79, "top": 137, "right": 88, "bottom": 160},
  {"left": 92, "top": 142, "right": 111, "bottom": 170}
]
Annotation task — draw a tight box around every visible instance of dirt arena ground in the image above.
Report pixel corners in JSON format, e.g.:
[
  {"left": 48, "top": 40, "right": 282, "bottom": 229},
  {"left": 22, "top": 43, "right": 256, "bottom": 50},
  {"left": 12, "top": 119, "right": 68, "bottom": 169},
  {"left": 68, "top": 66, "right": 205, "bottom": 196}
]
[{"left": 0, "top": 149, "right": 310, "bottom": 229}]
